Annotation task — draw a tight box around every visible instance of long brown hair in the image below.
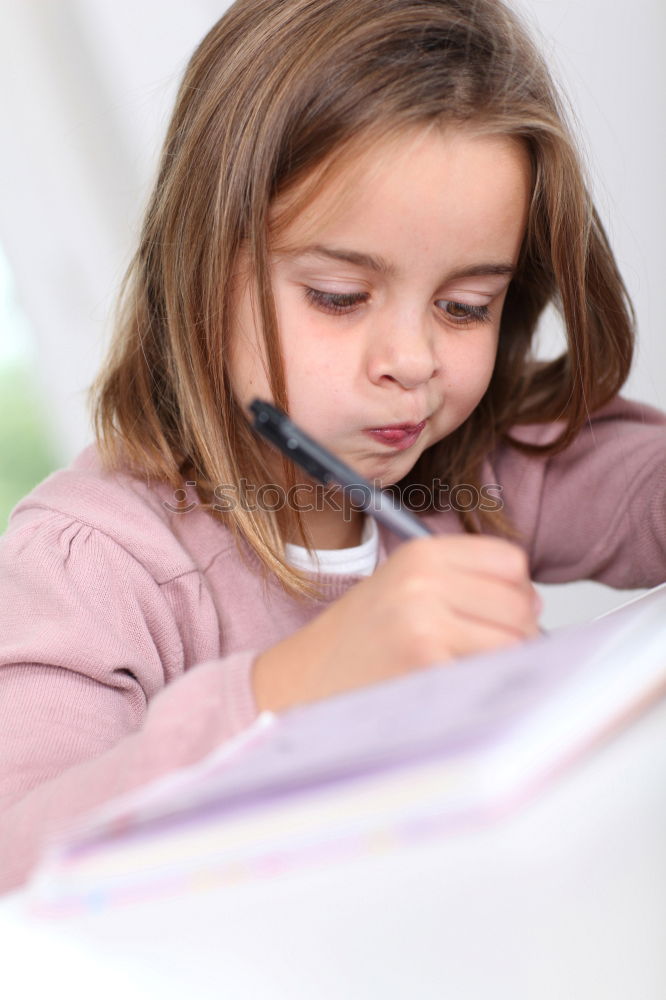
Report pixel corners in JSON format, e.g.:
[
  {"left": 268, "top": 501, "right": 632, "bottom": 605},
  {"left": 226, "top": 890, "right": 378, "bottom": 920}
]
[{"left": 91, "top": 0, "right": 634, "bottom": 597}]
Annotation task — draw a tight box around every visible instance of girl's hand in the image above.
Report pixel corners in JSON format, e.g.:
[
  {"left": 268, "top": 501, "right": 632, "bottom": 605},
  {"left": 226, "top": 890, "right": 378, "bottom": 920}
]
[{"left": 252, "top": 535, "right": 541, "bottom": 712}]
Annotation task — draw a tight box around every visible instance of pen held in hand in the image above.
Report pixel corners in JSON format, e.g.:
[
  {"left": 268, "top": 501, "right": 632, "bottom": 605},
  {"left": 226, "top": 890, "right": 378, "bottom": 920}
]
[{"left": 249, "top": 399, "right": 432, "bottom": 540}]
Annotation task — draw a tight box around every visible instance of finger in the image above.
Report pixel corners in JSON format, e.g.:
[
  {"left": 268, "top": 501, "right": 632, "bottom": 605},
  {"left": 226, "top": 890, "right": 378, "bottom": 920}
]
[
  {"left": 435, "top": 534, "right": 531, "bottom": 586},
  {"left": 444, "top": 617, "right": 532, "bottom": 660},
  {"left": 440, "top": 573, "right": 540, "bottom": 639}
]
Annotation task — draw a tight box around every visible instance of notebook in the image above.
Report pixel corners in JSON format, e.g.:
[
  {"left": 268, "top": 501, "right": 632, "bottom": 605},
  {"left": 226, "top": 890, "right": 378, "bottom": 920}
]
[{"left": 27, "top": 584, "right": 666, "bottom": 914}]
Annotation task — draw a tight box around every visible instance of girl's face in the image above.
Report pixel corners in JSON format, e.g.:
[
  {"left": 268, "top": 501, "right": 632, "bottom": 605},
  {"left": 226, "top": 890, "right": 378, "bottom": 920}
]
[{"left": 230, "top": 126, "right": 531, "bottom": 488}]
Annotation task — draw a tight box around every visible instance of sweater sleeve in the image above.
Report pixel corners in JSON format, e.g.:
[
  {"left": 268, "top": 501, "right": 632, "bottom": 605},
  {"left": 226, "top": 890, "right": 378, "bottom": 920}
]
[
  {"left": 493, "top": 396, "right": 666, "bottom": 587},
  {"left": 0, "top": 509, "right": 258, "bottom": 894}
]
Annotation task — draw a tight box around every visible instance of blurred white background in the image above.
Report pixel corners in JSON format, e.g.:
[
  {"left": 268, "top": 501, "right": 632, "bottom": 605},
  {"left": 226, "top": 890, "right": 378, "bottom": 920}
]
[{"left": 0, "top": 0, "right": 663, "bottom": 626}]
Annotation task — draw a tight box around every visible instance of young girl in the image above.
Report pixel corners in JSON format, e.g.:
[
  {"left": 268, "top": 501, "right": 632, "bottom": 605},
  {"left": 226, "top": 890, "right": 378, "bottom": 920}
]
[{"left": 1, "top": 0, "right": 665, "bottom": 893}]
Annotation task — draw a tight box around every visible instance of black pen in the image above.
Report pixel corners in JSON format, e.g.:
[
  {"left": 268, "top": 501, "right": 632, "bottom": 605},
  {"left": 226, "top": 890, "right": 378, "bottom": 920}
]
[{"left": 249, "top": 399, "right": 433, "bottom": 540}]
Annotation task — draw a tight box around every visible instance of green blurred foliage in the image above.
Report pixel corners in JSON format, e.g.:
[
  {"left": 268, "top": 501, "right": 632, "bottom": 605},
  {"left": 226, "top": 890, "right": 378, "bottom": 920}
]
[{"left": 0, "top": 363, "right": 59, "bottom": 531}]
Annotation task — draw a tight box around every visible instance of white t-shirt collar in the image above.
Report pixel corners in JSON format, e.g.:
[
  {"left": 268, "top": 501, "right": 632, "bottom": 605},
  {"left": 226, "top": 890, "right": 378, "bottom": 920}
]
[{"left": 284, "top": 515, "right": 379, "bottom": 576}]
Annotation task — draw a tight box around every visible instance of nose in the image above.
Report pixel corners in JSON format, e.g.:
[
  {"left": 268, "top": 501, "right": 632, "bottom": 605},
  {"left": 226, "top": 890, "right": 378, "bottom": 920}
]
[{"left": 367, "top": 317, "right": 440, "bottom": 390}]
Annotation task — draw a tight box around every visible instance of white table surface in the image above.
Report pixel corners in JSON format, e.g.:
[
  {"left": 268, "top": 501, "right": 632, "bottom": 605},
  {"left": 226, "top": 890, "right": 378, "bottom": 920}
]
[{"left": 2, "top": 698, "right": 666, "bottom": 1000}]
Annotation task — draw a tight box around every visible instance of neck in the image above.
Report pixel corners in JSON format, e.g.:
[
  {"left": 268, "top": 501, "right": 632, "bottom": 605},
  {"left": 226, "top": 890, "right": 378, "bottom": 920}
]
[{"left": 287, "top": 507, "right": 365, "bottom": 550}]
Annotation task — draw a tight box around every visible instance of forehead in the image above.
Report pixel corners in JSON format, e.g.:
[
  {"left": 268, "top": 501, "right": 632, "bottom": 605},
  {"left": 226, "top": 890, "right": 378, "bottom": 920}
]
[
  {"left": 268, "top": 125, "right": 532, "bottom": 268},
  {"left": 268, "top": 124, "right": 531, "bottom": 251},
  {"left": 268, "top": 126, "right": 433, "bottom": 244}
]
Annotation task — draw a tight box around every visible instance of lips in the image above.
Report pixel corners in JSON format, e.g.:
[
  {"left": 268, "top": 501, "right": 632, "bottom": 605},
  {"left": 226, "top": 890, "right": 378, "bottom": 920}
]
[{"left": 365, "top": 420, "right": 427, "bottom": 450}]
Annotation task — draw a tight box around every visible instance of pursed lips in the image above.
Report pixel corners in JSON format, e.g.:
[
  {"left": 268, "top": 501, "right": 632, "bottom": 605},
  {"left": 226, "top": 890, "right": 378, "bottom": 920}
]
[{"left": 364, "top": 419, "right": 427, "bottom": 449}]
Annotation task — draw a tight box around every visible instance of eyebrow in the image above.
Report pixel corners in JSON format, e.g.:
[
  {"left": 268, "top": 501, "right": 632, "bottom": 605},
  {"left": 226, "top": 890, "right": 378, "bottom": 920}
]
[{"left": 286, "top": 244, "right": 516, "bottom": 281}]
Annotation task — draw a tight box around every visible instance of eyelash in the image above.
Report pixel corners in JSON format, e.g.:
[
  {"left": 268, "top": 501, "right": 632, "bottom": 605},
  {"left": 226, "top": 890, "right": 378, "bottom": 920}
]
[{"left": 304, "top": 287, "right": 491, "bottom": 326}]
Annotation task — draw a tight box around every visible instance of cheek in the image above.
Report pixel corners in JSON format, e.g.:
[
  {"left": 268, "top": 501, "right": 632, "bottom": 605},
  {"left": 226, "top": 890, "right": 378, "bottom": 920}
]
[
  {"left": 277, "top": 293, "right": 348, "bottom": 385},
  {"left": 445, "top": 332, "right": 499, "bottom": 398},
  {"left": 227, "top": 324, "right": 273, "bottom": 409},
  {"left": 227, "top": 278, "right": 267, "bottom": 403},
  {"left": 476, "top": 339, "right": 500, "bottom": 390},
  {"left": 281, "top": 344, "right": 340, "bottom": 405}
]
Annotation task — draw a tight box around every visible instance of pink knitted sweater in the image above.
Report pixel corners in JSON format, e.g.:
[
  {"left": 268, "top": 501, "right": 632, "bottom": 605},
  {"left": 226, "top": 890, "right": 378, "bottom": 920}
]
[{"left": 1, "top": 396, "right": 665, "bottom": 892}]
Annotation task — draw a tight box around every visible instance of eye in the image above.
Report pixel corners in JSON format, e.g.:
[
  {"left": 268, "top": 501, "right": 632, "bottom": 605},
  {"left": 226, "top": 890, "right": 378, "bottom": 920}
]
[
  {"left": 437, "top": 300, "right": 491, "bottom": 327},
  {"left": 304, "top": 287, "right": 491, "bottom": 326},
  {"left": 304, "top": 288, "right": 368, "bottom": 314}
]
